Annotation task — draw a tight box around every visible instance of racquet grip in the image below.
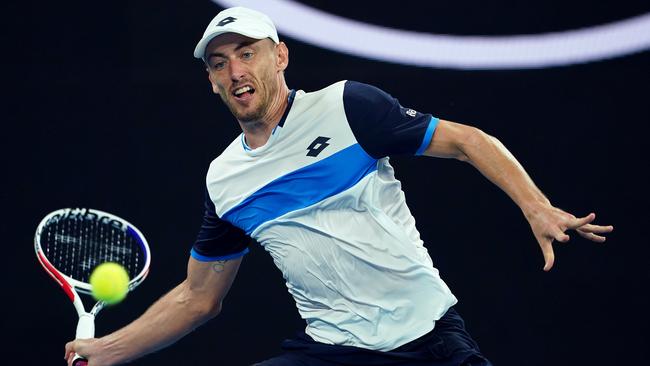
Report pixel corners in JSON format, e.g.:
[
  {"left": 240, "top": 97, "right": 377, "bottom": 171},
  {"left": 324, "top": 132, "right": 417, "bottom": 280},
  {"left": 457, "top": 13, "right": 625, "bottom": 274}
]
[{"left": 73, "top": 313, "right": 94, "bottom": 365}]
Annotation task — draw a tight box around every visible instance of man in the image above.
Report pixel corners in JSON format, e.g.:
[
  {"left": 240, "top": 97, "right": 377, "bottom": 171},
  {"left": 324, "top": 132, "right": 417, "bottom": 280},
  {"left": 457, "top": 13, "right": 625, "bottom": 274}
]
[{"left": 65, "top": 7, "right": 613, "bottom": 366}]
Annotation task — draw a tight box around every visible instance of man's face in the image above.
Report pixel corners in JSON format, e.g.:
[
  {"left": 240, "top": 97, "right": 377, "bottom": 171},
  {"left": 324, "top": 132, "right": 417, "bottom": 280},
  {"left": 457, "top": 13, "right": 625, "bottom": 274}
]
[{"left": 204, "top": 33, "right": 284, "bottom": 123}]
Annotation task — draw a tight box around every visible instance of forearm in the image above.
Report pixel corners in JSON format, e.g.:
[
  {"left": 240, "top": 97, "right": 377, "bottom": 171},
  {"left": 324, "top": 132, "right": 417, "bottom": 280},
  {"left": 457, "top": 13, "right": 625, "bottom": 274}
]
[
  {"left": 96, "top": 280, "right": 219, "bottom": 364},
  {"left": 424, "top": 121, "right": 612, "bottom": 270},
  {"left": 460, "top": 128, "right": 550, "bottom": 216}
]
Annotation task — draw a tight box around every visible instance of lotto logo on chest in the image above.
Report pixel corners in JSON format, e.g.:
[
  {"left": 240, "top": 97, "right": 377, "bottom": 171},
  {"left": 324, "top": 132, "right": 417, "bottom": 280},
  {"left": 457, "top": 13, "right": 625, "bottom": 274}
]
[{"left": 306, "top": 136, "right": 331, "bottom": 157}]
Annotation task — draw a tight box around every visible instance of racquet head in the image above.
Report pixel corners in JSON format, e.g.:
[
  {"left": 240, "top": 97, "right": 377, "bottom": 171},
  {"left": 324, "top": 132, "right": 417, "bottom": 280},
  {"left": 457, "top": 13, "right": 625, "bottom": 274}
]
[{"left": 35, "top": 208, "right": 151, "bottom": 301}]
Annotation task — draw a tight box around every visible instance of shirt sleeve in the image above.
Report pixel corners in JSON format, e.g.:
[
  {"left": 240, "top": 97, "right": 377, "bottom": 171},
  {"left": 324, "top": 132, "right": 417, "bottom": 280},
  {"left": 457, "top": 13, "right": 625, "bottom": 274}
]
[
  {"left": 191, "top": 188, "right": 251, "bottom": 261},
  {"left": 342, "top": 80, "right": 439, "bottom": 159}
]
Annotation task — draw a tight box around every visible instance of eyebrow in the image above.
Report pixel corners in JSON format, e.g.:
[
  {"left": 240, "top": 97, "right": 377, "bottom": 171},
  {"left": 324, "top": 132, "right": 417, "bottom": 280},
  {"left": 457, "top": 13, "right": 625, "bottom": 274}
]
[{"left": 206, "top": 40, "right": 257, "bottom": 61}]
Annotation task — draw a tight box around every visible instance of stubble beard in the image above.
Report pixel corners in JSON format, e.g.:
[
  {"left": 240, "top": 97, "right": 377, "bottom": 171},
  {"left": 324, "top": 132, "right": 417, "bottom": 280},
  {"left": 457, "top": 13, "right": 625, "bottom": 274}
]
[{"left": 222, "top": 72, "right": 279, "bottom": 125}]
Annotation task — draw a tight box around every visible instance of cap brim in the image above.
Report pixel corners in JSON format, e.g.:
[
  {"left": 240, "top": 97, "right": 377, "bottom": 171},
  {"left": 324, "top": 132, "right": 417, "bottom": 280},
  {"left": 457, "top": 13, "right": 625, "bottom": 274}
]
[{"left": 194, "top": 29, "right": 278, "bottom": 59}]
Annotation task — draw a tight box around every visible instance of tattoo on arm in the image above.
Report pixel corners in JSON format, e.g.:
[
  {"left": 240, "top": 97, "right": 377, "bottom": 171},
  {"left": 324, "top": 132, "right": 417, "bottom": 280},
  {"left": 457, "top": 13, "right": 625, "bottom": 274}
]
[{"left": 212, "top": 260, "right": 227, "bottom": 273}]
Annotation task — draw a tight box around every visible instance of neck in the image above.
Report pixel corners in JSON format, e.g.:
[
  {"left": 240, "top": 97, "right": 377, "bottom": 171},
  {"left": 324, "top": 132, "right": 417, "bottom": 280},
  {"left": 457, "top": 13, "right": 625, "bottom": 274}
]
[{"left": 240, "top": 84, "right": 290, "bottom": 149}]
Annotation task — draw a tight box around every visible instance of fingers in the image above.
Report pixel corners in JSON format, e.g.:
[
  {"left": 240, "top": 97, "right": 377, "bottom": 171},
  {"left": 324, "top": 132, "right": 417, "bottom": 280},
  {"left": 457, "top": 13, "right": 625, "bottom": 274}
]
[
  {"left": 564, "top": 213, "right": 613, "bottom": 243},
  {"left": 65, "top": 341, "right": 75, "bottom": 363},
  {"left": 566, "top": 212, "right": 596, "bottom": 230},
  {"left": 577, "top": 229, "right": 607, "bottom": 242},
  {"left": 65, "top": 341, "right": 83, "bottom": 366},
  {"left": 579, "top": 223, "right": 614, "bottom": 234},
  {"left": 553, "top": 230, "right": 570, "bottom": 243},
  {"left": 539, "top": 238, "right": 555, "bottom": 271},
  {"left": 574, "top": 217, "right": 613, "bottom": 243}
]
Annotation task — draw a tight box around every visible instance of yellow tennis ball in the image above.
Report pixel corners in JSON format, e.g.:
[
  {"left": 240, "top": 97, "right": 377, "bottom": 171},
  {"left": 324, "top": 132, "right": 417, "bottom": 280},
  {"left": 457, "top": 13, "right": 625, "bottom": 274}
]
[{"left": 90, "top": 262, "right": 130, "bottom": 305}]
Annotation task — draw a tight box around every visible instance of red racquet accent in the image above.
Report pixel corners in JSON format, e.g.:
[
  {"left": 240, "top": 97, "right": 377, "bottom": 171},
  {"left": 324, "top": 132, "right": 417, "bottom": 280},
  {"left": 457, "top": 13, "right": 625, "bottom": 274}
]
[
  {"left": 73, "top": 359, "right": 87, "bottom": 366},
  {"left": 37, "top": 251, "right": 75, "bottom": 302}
]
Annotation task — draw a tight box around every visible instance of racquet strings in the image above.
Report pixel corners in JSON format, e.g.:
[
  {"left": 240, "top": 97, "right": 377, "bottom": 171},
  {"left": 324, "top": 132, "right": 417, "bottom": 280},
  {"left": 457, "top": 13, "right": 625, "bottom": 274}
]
[{"left": 39, "top": 215, "right": 145, "bottom": 285}]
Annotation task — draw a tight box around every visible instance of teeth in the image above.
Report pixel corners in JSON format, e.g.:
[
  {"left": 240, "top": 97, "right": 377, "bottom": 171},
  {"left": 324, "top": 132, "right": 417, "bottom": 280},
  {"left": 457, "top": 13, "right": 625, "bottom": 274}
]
[{"left": 234, "top": 86, "right": 252, "bottom": 96}]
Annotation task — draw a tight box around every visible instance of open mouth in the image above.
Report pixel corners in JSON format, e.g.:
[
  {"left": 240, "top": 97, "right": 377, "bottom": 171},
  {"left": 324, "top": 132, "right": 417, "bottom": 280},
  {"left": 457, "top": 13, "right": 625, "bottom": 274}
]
[{"left": 232, "top": 85, "right": 256, "bottom": 101}]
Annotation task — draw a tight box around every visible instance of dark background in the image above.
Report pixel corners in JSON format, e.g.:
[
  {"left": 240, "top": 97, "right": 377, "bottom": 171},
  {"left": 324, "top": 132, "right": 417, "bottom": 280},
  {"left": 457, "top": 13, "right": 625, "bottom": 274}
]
[{"left": 4, "top": 0, "right": 649, "bottom": 365}]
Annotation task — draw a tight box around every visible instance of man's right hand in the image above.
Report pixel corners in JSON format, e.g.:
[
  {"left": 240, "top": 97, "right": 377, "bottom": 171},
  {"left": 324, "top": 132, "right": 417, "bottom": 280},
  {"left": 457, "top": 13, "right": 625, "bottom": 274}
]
[{"left": 65, "top": 338, "right": 112, "bottom": 366}]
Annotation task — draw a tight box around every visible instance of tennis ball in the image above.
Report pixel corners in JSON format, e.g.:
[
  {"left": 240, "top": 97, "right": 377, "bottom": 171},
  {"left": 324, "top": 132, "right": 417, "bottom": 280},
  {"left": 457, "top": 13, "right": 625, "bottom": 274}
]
[{"left": 90, "top": 262, "right": 130, "bottom": 305}]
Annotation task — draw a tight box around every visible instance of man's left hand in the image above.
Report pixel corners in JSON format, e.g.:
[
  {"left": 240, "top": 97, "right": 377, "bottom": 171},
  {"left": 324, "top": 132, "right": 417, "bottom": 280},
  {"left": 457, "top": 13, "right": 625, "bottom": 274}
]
[{"left": 525, "top": 205, "right": 613, "bottom": 271}]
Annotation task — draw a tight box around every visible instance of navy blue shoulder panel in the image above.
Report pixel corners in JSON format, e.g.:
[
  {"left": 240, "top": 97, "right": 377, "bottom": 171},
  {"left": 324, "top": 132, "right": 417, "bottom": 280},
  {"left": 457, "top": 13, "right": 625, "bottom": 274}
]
[
  {"left": 192, "top": 188, "right": 251, "bottom": 261},
  {"left": 343, "top": 80, "right": 436, "bottom": 159}
]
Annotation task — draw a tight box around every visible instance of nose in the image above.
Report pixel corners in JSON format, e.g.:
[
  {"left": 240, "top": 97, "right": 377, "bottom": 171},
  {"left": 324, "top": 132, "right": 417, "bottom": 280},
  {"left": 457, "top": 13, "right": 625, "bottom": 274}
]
[{"left": 229, "top": 59, "right": 246, "bottom": 82}]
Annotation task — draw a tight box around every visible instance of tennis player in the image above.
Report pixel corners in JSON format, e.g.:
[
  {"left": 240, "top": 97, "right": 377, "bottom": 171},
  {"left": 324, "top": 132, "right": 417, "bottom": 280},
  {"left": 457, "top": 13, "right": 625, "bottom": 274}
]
[{"left": 65, "top": 7, "right": 613, "bottom": 366}]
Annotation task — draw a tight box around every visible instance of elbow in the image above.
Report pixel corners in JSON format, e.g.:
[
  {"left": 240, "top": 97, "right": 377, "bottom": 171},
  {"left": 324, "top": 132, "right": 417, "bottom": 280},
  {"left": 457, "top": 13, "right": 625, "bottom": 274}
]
[
  {"left": 203, "top": 301, "right": 223, "bottom": 319},
  {"left": 176, "top": 282, "right": 223, "bottom": 321},
  {"left": 185, "top": 298, "right": 222, "bottom": 325},
  {"left": 191, "top": 296, "right": 223, "bottom": 322},
  {"left": 457, "top": 127, "right": 498, "bottom": 164},
  {"left": 455, "top": 126, "right": 483, "bottom": 162}
]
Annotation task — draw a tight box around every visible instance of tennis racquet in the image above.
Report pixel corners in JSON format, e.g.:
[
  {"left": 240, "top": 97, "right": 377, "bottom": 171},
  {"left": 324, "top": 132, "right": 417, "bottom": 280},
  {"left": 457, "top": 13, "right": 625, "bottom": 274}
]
[{"left": 35, "top": 208, "right": 151, "bottom": 366}]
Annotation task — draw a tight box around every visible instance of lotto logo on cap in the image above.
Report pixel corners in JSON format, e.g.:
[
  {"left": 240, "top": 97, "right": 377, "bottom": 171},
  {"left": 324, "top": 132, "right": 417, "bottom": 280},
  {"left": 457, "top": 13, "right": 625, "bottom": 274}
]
[{"left": 194, "top": 7, "right": 280, "bottom": 59}]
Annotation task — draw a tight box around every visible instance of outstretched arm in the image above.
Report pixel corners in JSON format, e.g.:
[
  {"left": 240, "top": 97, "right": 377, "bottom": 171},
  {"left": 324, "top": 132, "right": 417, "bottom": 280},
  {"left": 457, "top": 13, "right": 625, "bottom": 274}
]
[
  {"left": 65, "top": 256, "right": 242, "bottom": 365},
  {"left": 424, "top": 119, "right": 613, "bottom": 271}
]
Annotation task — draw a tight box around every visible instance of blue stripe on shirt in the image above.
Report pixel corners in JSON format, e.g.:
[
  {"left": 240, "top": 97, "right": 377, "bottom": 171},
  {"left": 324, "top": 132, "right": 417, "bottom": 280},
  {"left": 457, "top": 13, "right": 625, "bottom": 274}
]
[
  {"left": 222, "top": 143, "right": 378, "bottom": 234},
  {"left": 190, "top": 247, "right": 250, "bottom": 262},
  {"left": 416, "top": 116, "right": 439, "bottom": 156}
]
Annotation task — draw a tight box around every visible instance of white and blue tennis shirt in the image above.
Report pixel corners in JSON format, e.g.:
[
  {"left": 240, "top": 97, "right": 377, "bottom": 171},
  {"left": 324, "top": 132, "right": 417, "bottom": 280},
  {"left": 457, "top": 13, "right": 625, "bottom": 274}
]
[{"left": 192, "top": 80, "right": 458, "bottom": 351}]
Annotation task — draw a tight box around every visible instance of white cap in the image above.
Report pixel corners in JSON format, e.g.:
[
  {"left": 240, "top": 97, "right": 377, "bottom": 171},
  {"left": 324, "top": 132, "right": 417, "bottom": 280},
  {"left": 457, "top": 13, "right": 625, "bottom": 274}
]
[{"left": 194, "top": 7, "right": 279, "bottom": 60}]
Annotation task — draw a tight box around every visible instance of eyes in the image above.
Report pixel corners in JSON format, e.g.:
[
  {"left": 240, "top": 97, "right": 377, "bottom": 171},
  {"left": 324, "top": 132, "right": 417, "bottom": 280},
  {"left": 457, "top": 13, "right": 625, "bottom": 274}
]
[{"left": 211, "top": 50, "right": 255, "bottom": 71}]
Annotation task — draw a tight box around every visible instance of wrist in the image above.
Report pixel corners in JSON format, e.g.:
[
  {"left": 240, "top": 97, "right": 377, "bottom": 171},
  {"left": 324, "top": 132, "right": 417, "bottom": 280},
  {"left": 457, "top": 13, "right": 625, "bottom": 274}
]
[
  {"left": 96, "top": 335, "right": 127, "bottom": 365},
  {"left": 520, "top": 199, "right": 552, "bottom": 220}
]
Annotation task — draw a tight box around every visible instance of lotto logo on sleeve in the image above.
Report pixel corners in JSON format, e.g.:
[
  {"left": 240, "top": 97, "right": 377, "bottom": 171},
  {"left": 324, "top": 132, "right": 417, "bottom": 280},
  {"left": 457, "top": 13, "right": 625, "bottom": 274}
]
[{"left": 405, "top": 109, "right": 417, "bottom": 117}]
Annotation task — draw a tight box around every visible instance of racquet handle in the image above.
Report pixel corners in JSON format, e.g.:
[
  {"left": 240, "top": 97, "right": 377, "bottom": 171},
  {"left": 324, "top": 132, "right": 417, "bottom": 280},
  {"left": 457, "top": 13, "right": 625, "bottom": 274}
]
[{"left": 72, "top": 313, "right": 94, "bottom": 365}]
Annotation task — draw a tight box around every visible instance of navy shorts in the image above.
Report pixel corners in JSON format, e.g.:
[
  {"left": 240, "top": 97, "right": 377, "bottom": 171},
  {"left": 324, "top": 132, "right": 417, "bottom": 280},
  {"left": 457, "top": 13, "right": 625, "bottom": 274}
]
[{"left": 254, "top": 307, "right": 492, "bottom": 366}]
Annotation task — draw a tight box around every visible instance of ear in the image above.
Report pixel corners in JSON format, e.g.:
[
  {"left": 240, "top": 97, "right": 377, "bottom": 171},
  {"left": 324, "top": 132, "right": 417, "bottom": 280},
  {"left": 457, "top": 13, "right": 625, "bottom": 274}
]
[
  {"left": 276, "top": 42, "right": 289, "bottom": 72},
  {"left": 206, "top": 67, "right": 220, "bottom": 95}
]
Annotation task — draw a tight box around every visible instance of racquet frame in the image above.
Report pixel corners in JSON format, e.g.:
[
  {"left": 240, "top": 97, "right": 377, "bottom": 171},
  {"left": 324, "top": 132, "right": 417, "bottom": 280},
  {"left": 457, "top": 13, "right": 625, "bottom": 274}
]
[{"left": 35, "top": 208, "right": 151, "bottom": 365}]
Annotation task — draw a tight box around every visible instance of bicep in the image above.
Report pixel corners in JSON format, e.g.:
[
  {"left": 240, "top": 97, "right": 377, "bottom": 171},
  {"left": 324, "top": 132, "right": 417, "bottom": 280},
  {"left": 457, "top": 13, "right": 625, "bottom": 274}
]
[
  {"left": 423, "top": 119, "right": 478, "bottom": 160},
  {"left": 184, "top": 255, "right": 242, "bottom": 310}
]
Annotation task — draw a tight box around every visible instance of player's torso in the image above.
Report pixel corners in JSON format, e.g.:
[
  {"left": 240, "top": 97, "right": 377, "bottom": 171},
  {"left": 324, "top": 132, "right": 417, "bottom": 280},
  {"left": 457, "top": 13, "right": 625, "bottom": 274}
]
[{"left": 206, "top": 81, "right": 456, "bottom": 351}]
